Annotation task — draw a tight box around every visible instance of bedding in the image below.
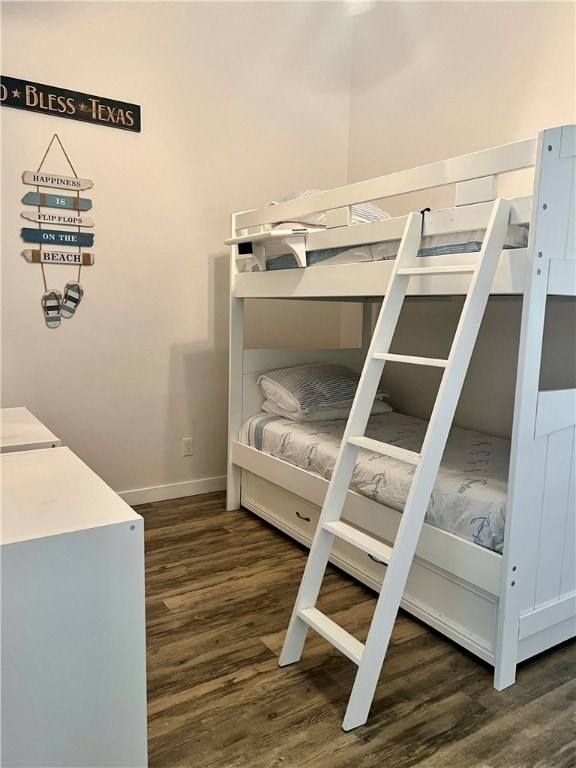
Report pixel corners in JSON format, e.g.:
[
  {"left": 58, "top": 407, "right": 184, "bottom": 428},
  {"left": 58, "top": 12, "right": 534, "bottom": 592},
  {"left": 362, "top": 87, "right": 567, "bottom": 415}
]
[
  {"left": 243, "top": 225, "right": 529, "bottom": 272},
  {"left": 257, "top": 362, "right": 390, "bottom": 421},
  {"left": 269, "top": 190, "right": 391, "bottom": 226},
  {"left": 238, "top": 411, "right": 510, "bottom": 552},
  {"left": 261, "top": 398, "right": 392, "bottom": 422}
]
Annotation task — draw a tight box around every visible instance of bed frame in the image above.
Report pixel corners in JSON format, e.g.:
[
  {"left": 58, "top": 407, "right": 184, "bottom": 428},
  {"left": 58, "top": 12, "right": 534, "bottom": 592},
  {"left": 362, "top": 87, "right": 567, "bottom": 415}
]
[{"left": 227, "top": 125, "right": 575, "bottom": 690}]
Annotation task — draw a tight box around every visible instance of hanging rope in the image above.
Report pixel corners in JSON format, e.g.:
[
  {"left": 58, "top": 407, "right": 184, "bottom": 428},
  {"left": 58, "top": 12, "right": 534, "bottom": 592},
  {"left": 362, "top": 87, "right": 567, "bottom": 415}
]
[{"left": 37, "top": 133, "right": 80, "bottom": 177}]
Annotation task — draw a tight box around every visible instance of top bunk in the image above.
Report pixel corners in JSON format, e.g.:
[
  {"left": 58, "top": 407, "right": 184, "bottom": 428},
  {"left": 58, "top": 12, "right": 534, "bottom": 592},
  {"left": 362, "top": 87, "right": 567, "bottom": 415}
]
[{"left": 227, "top": 124, "right": 575, "bottom": 300}]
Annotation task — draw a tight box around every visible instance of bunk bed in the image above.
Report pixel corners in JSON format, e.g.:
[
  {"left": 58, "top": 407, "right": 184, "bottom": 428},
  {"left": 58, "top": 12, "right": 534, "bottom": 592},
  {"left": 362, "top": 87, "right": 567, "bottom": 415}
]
[{"left": 226, "top": 125, "right": 576, "bottom": 702}]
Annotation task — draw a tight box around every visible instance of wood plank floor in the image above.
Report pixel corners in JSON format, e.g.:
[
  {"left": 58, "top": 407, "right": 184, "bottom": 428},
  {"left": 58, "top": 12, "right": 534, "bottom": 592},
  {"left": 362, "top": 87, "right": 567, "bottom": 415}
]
[{"left": 137, "top": 492, "right": 575, "bottom": 768}]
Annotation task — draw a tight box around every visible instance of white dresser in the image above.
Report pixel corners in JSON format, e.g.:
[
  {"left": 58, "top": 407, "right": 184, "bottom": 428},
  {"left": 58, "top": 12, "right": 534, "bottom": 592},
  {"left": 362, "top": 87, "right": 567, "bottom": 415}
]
[
  {"left": 0, "top": 447, "right": 148, "bottom": 768},
  {"left": 0, "top": 406, "right": 61, "bottom": 452}
]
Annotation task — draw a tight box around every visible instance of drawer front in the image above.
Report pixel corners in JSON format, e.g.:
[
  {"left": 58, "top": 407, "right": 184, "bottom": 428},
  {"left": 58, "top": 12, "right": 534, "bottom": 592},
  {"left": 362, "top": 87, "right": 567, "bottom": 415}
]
[
  {"left": 331, "top": 535, "right": 387, "bottom": 586},
  {"left": 243, "top": 472, "right": 387, "bottom": 583},
  {"left": 242, "top": 471, "right": 320, "bottom": 545}
]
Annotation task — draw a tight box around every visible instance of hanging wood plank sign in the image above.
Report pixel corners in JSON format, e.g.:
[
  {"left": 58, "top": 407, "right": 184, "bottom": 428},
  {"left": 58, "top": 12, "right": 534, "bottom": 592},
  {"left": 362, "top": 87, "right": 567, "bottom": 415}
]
[
  {"left": 22, "top": 171, "right": 93, "bottom": 191},
  {"left": 22, "top": 191, "right": 92, "bottom": 211},
  {"left": 21, "top": 227, "right": 94, "bottom": 247},
  {"left": 22, "top": 249, "right": 94, "bottom": 266},
  {"left": 21, "top": 135, "right": 95, "bottom": 330},
  {"left": 21, "top": 211, "right": 94, "bottom": 227}
]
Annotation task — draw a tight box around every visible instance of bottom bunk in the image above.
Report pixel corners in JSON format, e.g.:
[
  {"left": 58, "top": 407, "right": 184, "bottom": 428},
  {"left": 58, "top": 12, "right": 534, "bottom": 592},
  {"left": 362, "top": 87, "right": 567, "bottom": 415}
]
[
  {"left": 227, "top": 350, "right": 576, "bottom": 689},
  {"left": 239, "top": 409, "right": 509, "bottom": 553},
  {"left": 233, "top": 440, "right": 575, "bottom": 683},
  {"left": 234, "top": 442, "right": 502, "bottom": 666}
]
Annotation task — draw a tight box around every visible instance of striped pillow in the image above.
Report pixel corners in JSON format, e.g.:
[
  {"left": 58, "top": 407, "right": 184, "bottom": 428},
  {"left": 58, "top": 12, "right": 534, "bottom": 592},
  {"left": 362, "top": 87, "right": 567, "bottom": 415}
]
[
  {"left": 261, "top": 398, "right": 392, "bottom": 422},
  {"left": 269, "top": 190, "right": 390, "bottom": 227},
  {"left": 258, "top": 363, "right": 390, "bottom": 421}
]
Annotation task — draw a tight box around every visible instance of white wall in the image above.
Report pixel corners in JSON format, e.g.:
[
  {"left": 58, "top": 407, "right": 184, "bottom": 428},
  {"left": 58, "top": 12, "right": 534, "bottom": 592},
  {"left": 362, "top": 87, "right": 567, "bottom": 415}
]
[
  {"left": 2, "top": 1, "right": 574, "bottom": 496},
  {"left": 348, "top": 1, "right": 575, "bottom": 194},
  {"left": 346, "top": 1, "right": 576, "bottom": 436},
  {"left": 0, "top": 1, "right": 352, "bottom": 499}
]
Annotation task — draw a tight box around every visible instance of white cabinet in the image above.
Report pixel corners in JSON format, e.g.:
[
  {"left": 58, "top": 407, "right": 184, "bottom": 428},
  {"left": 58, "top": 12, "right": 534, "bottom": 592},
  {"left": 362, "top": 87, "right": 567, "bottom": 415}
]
[
  {"left": 0, "top": 447, "right": 148, "bottom": 768},
  {"left": 0, "top": 407, "right": 60, "bottom": 452}
]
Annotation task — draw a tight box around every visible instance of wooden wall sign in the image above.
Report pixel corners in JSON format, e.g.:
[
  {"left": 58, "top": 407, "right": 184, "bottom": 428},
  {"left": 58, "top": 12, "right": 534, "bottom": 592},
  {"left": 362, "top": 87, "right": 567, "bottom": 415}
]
[
  {"left": 23, "top": 249, "right": 94, "bottom": 266},
  {"left": 21, "top": 211, "right": 94, "bottom": 227},
  {"left": 1, "top": 75, "right": 141, "bottom": 132},
  {"left": 22, "top": 171, "right": 93, "bottom": 190},
  {"left": 21, "top": 227, "right": 94, "bottom": 248},
  {"left": 22, "top": 192, "right": 92, "bottom": 211}
]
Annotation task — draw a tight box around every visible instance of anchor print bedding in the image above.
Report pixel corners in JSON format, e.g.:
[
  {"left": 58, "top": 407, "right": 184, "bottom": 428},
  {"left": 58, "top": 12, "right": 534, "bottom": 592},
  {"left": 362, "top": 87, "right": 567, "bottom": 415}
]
[{"left": 239, "top": 411, "right": 510, "bottom": 552}]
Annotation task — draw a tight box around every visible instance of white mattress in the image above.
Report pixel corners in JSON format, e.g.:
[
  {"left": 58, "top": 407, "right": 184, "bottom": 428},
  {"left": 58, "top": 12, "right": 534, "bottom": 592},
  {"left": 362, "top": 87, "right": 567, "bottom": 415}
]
[
  {"left": 243, "top": 225, "right": 528, "bottom": 272},
  {"left": 238, "top": 411, "right": 510, "bottom": 552}
]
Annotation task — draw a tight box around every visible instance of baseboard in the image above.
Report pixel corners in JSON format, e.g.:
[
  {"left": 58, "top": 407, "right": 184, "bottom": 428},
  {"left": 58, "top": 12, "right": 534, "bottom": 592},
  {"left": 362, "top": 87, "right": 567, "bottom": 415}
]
[{"left": 119, "top": 476, "right": 227, "bottom": 507}]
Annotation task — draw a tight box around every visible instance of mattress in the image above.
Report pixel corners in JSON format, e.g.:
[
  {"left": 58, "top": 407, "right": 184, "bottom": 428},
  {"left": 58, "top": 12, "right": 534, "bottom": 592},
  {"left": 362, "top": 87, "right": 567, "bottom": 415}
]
[
  {"left": 238, "top": 411, "right": 510, "bottom": 552},
  {"left": 244, "top": 224, "right": 528, "bottom": 272}
]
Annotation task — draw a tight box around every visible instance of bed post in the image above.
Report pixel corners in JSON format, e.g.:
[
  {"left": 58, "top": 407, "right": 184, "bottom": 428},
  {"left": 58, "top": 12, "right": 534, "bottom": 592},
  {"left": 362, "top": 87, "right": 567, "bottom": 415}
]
[
  {"left": 494, "top": 125, "right": 576, "bottom": 689},
  {"left": 227, "top": 213, "right": 244, "bottom": 511},
  {"left": 361, "top": 301, "right": 374, "bottom": 358}
]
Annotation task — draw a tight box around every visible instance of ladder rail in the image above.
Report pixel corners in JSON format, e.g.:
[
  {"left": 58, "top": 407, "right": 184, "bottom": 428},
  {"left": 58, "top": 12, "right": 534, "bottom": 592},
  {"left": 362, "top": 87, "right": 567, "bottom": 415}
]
[
  {"left": 279, "top": 212, "right": 424, "bottom": 667},
  {"left": 279, "top": 199, "right": 513, "bottom": 731},
  {"left": 343, "top": 211, "right": 425, "bottom": 438},
  {"left": 343, "top": 197, "right": 512, "bottom": 730}
]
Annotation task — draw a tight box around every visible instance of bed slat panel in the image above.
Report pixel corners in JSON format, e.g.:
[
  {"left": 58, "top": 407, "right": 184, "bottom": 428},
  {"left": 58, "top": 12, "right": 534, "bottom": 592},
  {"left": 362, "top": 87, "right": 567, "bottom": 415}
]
[
  {"left": 455, "top": 176, "right": 496, "bottom": 206},
  {"left": 547, "top": 259, "right": 576, "bottom": 296},
  {"left": 561, "top": 429, "right": 576, "bottom": 596},
  {"left": 519, "top": 594, "right": 576, "bottom": 642},
  {"left": 505, "top": 436, "right": 548, "bottom": 617},
  {"left": 534, "top": 427, "right": 575, "bottom": 608},
  {"left": 517, "top": 616, "right": 576, "bottom": 664},
  {"left": 535, "top": 389, "right": 576, "bottom": 437}
]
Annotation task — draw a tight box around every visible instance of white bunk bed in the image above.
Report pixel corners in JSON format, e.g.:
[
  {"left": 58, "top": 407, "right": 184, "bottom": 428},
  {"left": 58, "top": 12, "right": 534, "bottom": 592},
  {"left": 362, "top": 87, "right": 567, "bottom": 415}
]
[{"left": 227, "top": 125, "right": 576, "bottom": 699}]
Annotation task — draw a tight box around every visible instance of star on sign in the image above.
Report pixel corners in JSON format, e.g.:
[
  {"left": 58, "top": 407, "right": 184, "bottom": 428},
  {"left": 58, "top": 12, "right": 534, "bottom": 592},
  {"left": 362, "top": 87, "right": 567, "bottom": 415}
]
[
  {"left": 78, "top": 103, "right": 89, "bottom": 112},
  {"left": 12, "top": 89, "right": 21, "bottom": 98}
]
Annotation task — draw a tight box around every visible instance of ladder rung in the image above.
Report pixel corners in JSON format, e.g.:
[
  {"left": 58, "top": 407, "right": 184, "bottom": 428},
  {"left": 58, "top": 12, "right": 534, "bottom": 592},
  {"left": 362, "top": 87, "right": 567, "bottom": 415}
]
[
  {"left": 373, "top": 352, "right": 448, "bottom": 368},
  {"left": 397, "top": 264, "right": 476, "bottom": 275},
  {"left": 323, "top": 521, "right": 393, "bottom": 565},
  {"left": 348, "top": 436, "right": 421, "bottom": 464},
  {"left": 298, "top": 607, "right": 364, "bottom": 665}
]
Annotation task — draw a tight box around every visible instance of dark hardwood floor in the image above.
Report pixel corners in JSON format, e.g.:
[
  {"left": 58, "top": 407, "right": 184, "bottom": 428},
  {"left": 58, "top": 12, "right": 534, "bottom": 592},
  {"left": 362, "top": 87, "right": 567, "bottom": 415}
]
[{"left": 136, "top": 492, "right": 575, "bottom": 768}]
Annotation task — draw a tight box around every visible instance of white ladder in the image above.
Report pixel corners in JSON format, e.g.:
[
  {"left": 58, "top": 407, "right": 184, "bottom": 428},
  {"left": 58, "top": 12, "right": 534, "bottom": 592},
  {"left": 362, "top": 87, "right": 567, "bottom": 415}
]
[{"left": 278, "top": 198, "right": 512, "bottom": 731}]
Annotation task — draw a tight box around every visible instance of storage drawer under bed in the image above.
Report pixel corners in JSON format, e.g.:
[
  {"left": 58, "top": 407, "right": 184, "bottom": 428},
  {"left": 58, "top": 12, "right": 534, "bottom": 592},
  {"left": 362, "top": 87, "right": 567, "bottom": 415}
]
[{"left": 241, "top": 470, "right": 499, "bottom": 664}]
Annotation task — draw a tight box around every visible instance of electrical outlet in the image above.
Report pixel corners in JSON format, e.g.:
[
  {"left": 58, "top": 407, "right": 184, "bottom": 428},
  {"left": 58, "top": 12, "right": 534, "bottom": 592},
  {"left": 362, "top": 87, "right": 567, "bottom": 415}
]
[{"left": 182, "top": 437, "right": 194, "bottom": 456}]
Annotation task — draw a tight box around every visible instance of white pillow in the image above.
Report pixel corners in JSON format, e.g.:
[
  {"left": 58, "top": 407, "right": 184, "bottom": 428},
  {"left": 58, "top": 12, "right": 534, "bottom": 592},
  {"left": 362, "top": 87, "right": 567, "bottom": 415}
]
[
  {"left": 257, "top": 363, "right": 390, "bottom": 421},
  {"left": 261, "top": 398, "right": 392, "bottom": 423},
  {"left": 269, "top": 190, "right": 390, "bottom": 227}
]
